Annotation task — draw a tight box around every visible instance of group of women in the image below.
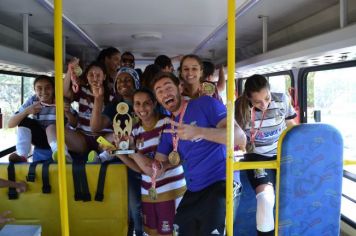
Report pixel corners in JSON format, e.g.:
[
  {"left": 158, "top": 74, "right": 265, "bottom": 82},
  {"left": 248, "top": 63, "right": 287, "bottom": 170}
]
[{"left": 9, "top": 46, "right": 296, "bottom": 236}]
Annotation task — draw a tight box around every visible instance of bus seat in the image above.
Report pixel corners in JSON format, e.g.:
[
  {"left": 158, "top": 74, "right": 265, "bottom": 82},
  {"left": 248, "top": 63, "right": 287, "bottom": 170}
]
[
  {"left": 235, "top": 170, "right": 257, "bottom": 236},
  {"left": 32, "top": 147, "right": 52, "bottom": 162},
  {"left": 278, "top": 124, "right": 343, "bottom": 235},
  {"left": 235, "top": 124, "right": 343, "bottom": 236},
  {"left": 0, "top": 163, "right": 128, "bottom": 236}
]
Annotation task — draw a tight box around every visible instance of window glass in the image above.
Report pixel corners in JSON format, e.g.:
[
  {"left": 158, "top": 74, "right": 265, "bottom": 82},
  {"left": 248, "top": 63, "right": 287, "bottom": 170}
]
[
  {"left": 305, "top": 66, "right": 356, "bottom": 224},
  {"left": 239, "top": 74, "right": 292, "bottom": 95},
  {"left": 23, "top": 76, "right": 36, "bottom": 102},
  {"left": 267, "top": 74, "right": 292, "bottom": 94},
  {"left": 305, "top": 67, "right": 356, "bottom": 163},
  {"left": 0, "top": 75, "right": 36, "bottom": 154},
  {"left": 0, "top": 74, "right": 22, "bottom": 152}
]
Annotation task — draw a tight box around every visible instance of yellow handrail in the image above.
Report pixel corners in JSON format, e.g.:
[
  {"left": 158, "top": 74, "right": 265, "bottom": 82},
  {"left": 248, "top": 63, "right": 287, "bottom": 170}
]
[
  {"left": 344, "top": 160, "right": 356, "bottom": 166},
  {"left": 234, "top": 160, "right": 278, "bottom": 170},
  {"left": 226, "top": 0, "right": 236, "bottom": 235},
  {"left": 54, "top": 0, "right": 70, "bottom": 235}
]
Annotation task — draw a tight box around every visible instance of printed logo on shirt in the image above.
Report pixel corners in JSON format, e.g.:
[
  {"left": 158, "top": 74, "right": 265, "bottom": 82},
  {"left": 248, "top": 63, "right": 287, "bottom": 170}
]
[
  {"left": 211, "top": 229, "right": 221, "bottom": 234},
  {"left": 161, "top": 221, "right": 171, "bottom": 232}
]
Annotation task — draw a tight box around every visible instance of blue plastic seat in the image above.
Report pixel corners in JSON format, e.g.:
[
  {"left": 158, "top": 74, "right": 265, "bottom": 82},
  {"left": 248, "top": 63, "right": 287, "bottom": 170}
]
[{"left": 235, "top": 124, "right": 343, "bottom": 235}]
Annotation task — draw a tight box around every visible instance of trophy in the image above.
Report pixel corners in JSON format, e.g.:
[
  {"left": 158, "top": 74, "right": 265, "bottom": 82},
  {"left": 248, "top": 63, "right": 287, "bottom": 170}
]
[{"left": 111, "top": 102, "right": 135, "bottom": 155}]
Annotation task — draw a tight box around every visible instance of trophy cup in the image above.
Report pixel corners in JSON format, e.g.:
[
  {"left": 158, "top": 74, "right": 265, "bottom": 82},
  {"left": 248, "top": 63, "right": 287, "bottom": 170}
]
[{"left": 111, "top": 102, "right": 135, "bottom": 155}]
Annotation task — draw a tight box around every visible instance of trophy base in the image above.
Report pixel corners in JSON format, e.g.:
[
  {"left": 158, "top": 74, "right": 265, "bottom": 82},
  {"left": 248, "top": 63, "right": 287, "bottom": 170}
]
[{"left": 111, "top": 150, "right": 135, "bottom": 155}]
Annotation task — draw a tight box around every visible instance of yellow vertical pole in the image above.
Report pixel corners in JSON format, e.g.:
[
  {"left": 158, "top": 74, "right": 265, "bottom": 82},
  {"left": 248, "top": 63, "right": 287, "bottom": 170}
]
[
  {"left": 226, "top": 0, "right": 236, "bottom": 235},
  {"left": 54, "top": 0, "right": 70, "bottom": 235}
]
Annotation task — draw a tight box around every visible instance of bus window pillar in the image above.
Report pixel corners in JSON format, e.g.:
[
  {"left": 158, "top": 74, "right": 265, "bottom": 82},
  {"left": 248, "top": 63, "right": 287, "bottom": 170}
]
[
  {"left": 259, "top": 15, "right": 268, "bottom": 53},
  {"left": 340, "top": 0, "right": 348, "bottom": 28},
  {"left": 22, "top": 13, "right": 31, "bottom": 53}
]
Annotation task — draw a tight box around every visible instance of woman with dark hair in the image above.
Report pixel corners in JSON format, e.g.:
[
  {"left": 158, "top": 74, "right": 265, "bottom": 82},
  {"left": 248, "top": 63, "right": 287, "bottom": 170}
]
[
  {"left": 97, "top": 47, "right": 121, "bottom": 96},
  {"left": 140, "top": 64, "right": 160, "bottom": 90},
  {"left": 47, "top": 60, "right": 112, "bottom": 156},
  {"left": 179, "top": 54, "right": 221, "bottom": 101},
  {"left": 235, "top": 74, "right": 296, "bottom": 236}
]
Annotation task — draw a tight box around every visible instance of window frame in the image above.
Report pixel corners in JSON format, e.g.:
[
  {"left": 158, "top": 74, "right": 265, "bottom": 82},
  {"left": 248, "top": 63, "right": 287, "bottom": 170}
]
[
  {"left": 299, "top": 60, "right": 356, "bottom": 228},
  {"left": 0, "top": 70, "right": 40, "bottom": 154}
]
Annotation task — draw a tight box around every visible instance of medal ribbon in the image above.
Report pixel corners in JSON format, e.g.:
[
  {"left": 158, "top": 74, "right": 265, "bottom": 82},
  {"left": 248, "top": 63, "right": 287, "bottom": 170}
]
[
  {"left": 171, "top": 100, "right": 188, "bottom": 152},
  {"left": 40, "top": 102, "right": 56, "bottom": 107},
  {"left": 250, "top": 107, "right": 266, "bottom": 145},
  {"left": 69, "top": 65, "right": 80, "bottom": 93},
  {"left": 151, "top": 161, "right": 158, "bottom": 189}
]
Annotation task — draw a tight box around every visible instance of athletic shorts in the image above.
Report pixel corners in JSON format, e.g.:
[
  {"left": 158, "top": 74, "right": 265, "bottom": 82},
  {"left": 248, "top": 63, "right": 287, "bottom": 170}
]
[
  {"left": 19, "top": 117, "right": 50, "bottom": 149},
  {"left": 142, "top": 199, "right": 176, "bottom": 235},
  {"left": 81, "top": 133, "right": 99, "bottom": 151},
  {"left": 244, "top": 153, "right": 276, "bottom": 189},
  {"left": 173, "top": 180, "right": 232, "bottom": 236}
]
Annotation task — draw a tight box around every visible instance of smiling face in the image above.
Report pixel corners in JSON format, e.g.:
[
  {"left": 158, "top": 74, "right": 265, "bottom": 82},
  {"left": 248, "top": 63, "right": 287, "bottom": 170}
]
[
  {"left": 34, "top": 79, "right": 54, "bottom": 104},
  {"left": 87, "top": 66, "right": 106, "bottom": 88},
  {"left": 248, "top": 88, "right": 271, "bottom": 111},
  {"left": 116, "top": 72, "right": 135, "bottom": 98},
  {"left": 121, "top": 54, "right": 135, "bottom": 68},
  {"left": 181, "top": 57, "right": 203, "bottom": 86},
  {"left": 133, "top": 92, "right": 156, "bottom": 123},
  {"left": 153, "top": 77, "right": 182, "bottom": 114}
]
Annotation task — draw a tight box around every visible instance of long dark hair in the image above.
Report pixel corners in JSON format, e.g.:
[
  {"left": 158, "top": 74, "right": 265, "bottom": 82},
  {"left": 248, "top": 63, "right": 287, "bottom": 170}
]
[
  {"left": 235, "top": 74, "right": 270, "bottom": 129},
  {"left": 82, "top": 61, "right": 110, "bottom": 104},
  {"left": 96, "top": 47, "right": 120, "bottom": 63}
]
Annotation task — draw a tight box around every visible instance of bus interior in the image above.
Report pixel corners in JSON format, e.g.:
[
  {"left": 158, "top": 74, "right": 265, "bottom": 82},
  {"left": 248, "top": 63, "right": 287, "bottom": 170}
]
[{"left": 0, "top": 0, "right": 356, "bottom": 235}]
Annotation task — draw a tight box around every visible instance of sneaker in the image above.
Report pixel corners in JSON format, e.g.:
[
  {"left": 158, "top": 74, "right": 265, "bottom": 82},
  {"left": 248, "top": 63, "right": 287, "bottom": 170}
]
[
  {"left": 87, "top": 150, "right": 100, "bottom": 163},
  {"left": 52, "top": 150, "right": 72, "bottom": 163},
  {"left": 9, "top": 153, "right": 27, "bottom": 163}
]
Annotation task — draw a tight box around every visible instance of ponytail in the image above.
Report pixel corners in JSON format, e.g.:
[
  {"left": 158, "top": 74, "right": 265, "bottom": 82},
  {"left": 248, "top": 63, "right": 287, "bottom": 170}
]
[{"left": 235, "top": 92, "right": 251, "bottom": 129}]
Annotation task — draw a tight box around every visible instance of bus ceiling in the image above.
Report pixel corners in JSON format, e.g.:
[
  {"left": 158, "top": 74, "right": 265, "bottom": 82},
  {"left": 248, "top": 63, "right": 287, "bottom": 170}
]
[{"left": 0, "top": 0, "right": 355, "bottom": 75}]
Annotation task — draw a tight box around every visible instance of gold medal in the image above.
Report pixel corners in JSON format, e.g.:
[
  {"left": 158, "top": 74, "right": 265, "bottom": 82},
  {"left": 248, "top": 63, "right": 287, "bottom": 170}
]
[
  {"left": 148, "top": 187, "right": 157, "bottom": 200},
  {"left": 201, "top": 82, "right": 215, "bottom": 96},
  {"left": 168, "top": 151, "right": 180, "bottom": 166}
]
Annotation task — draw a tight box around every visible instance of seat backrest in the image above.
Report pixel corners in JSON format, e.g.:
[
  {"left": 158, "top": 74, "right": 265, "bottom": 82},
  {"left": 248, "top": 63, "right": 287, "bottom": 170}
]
[
  {"left": 278, "top": 124, "right": 343, "bottom": 236},
  {"left": 234, "top": 124, "right": 343, "bottom": 236},
  {"left": 0, "top": 163, "right": 128, "bottom": 236}
]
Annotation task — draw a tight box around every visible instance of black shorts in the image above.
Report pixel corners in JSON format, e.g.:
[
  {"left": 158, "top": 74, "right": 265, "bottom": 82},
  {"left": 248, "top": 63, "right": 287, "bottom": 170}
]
[
  {"left": 244, "top": 153, "right": 276, "bottom": 190},
  {"left": 174, "top": 180, "right": 241, "bottom": 236},
  {"left": 19, "top": 117, "right": 50, "bottom": 149}
]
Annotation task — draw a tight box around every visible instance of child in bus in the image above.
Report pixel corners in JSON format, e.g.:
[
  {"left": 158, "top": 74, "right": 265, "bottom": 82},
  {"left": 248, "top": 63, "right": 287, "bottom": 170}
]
[
  {"left": 47, "top": 60, "right": 111, "bottom": 158},
  {"left": 115, "top": 88, "right": 186, "bottom": 236},
  {"left": 0, "top": 178, "right": 27, "bottom": 224},
  {"left": 179, "top": 54, "right": 222, "bottom": 101},
  {"left": 235, "top": 74, "right": 296, "bottom": 236},
  {"left": 7, "top": 75, "right": 77, "bottom": 162},
  {"left": 89, "top": 66, "right": 143, "bottom": 236}
]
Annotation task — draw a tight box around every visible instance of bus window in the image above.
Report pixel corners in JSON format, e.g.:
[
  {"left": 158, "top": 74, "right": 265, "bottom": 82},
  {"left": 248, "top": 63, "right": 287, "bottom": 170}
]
[
  {"left": 305, "top": 67, "right": 356, "bottom": 164},
  {"left": 305, "top": 66, "right": 356, "bottom": 224},
  {"left": 239, "top": 73, "right": 292, "bottom": 95},
  {"left": 267, "top": 74, "right": 292, "bottom": 95},
  {"left": 0, "top": 73, "right": 22, "bottom": 152},
  {"left": 0, "top": 74, "right": 36, "bottom": 155},
  {"left": 23, "top": 76, "right": 36, "bottom": 102}
]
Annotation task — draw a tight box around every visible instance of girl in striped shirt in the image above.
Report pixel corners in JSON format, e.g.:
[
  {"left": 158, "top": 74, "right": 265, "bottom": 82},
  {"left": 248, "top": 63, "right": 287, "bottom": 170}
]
[{"left": 116, "top": 88, "right": 186, "bottom": 236}]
